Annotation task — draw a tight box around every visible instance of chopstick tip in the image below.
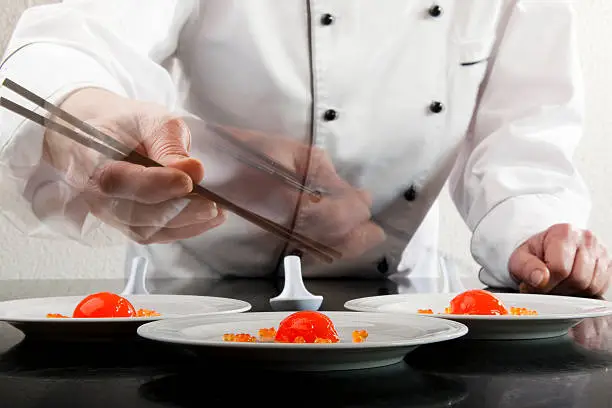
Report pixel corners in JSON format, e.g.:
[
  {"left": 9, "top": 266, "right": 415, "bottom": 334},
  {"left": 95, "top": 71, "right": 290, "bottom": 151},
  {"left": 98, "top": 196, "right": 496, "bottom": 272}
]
[{"left": 1, "top": 77, "right": 17, "bottom": 92}]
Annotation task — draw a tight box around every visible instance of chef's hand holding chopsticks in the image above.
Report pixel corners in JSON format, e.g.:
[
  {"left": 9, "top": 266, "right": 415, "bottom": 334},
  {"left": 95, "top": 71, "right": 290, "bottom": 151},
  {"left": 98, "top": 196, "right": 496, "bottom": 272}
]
[
  {"left": 203, "top": 126, "right": 387, "bottom": 260},
  {"left": 37, "top": 89, "right": 385, "bottom": 260},
  {"left": 39, "top": 88, "right": 225, "bottom": 244}
]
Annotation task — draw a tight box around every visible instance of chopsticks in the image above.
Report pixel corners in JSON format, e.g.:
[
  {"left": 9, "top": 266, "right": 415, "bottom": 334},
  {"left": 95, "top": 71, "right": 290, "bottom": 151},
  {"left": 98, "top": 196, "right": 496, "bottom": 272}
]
[{"left": 0, "top": 78, "right": 341, "bottom": 263}]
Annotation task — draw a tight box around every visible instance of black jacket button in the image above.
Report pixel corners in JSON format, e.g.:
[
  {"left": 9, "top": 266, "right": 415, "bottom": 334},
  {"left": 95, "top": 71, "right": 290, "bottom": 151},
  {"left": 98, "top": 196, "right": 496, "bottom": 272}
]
[
  {"left": 377, "top": 257, "right": 389, "bottom": 274},
  {"left": 428, "top": 5, "right": 443, "bottom": 18},
  {"left": 429, "top": 101, "right": 444, "bottom": 114},
  {"left": 404, "top": 185, "right": 417, "bottom": 201},
  {"left": 321, "top": 13, "right": 335, "bottom": 25},
  {"left": 323, "top": 109, "right": 338, "bottom": 121}
]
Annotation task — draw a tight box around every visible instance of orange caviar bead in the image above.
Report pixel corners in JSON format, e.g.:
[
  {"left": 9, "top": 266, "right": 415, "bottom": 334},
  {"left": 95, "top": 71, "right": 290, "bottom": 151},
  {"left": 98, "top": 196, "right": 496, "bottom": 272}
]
[
  {"left": 258, "top": 327, "right": 277, "bottom": 342},
  {"left": 222, "top": 333, "right": 256, "bottom": 342},
  {"left": 293, "top": 336, "right": 306, "bottom": 343},
  {"left": 314, "top": 337, "right": 333, "bottom": 343},
  {"left": 510, "top": 307, "right": 537, "bottom": 316},
  {"left": 352, "top": 330, "right": 369, "bottom": 343},
  {"left": 233, "top": 333, "right": 257, "bottom": 342},
  {"left": 136, "top": 308, "right": 161, "bottom": 317},
  {"left": 418, "top": 309, "right": 434, "bottom": 314},
  {"left": 46, "top": 313, "right": 69, "bottom": 318}
]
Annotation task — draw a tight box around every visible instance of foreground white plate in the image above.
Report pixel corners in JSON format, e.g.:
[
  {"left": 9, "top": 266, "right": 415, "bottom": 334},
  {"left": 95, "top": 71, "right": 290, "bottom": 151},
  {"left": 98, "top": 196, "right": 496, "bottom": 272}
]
[
  {"left": 344, "top": 293, "right": 612, "bottom": 340},
  {"left": 0, "top": 294, "right": 251, "bottom": 340},
  {"left": 136, "top": 311, "right": 468, "bottom": 371}
]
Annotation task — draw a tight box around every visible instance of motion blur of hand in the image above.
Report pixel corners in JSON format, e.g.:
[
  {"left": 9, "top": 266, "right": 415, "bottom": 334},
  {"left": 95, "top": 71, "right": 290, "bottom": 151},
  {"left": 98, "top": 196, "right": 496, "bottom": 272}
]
[
  {"left": 39, "top": 88, "right": 224, "bottom": 244},
  {"left": 191, "top": 125, "right": 386, "bottom": 260},
  {"left": 509, "top": 224, "right": 611, "bottom": 297},
  {"left": 38, "top": 89, "right": 385, "bottom": 257}
]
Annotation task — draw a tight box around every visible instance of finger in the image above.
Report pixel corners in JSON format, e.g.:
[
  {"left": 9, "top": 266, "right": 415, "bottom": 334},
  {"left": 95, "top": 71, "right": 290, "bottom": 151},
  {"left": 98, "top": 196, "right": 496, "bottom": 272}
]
[
  {"left": 590, "top": 256, "right": 612, "bottom": 297},
  {"left": 31, "top": 178, "right": 84, "bottom": 221},
  {"left": 130, "top": 210, "right": 226, "bottom": 244},
  {"left": 89, "top": 161, "right": 193, "bottom": 204},
  {"left": 167, "top": 157, "right": 205, "bottom": 184},
  {"left": 90, "top": 196, "right": 219, "bottom": 228},
  {"left": 541, "top": 236, "right": 579, "bottom": 292},
  {"left": 97, "top": 207, "right": 226, "bottom": 244},
  {"left": 599, "top": 264, "right": 612, "bottom": 296},
  {"left": 141, "top": 116, "right": 206, "bottom": 183},
  {"left": 141, "top": 117, "right": 191, "bottom": 162},
  {"left": 330, "top": 221, "right": 387, "bottom": 259},
  {"left": 509, "top": 250, "right": 551, "bottom": 290},
  {"left": 550, "top": 245, "right": 597, "bottom": 295}
]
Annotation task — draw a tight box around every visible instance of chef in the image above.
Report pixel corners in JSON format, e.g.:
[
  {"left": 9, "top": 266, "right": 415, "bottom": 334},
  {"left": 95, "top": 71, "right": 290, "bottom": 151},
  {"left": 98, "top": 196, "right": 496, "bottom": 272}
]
[{"left": 0, "top": 0, "right": 608, "bottom": 296}]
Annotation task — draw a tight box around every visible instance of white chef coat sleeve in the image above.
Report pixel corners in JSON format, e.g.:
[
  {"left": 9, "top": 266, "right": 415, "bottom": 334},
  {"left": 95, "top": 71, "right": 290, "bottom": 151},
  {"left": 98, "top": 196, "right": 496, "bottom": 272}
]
[
  {"left": 0, "top": 0, "right": 196, "bottom": 238},
  {"left": 448, "top": 0, "right": 591, "bottom": 289}
]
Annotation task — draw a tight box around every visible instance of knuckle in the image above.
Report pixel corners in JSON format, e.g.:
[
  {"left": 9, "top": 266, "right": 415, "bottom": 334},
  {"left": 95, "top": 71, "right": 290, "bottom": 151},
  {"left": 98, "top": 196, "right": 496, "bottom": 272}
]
[
  {"left": 552, "top": 223, "right": 573, "bottom": 239},
  {"left": 582, "top": 230, "right": 597, "bottom": 247}
]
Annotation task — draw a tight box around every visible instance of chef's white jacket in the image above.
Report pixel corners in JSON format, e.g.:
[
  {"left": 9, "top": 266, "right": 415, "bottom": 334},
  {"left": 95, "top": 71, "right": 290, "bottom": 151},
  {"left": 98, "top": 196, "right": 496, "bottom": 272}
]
[{"left": 0, "top": 0, "right": 590, "bottom": 288}]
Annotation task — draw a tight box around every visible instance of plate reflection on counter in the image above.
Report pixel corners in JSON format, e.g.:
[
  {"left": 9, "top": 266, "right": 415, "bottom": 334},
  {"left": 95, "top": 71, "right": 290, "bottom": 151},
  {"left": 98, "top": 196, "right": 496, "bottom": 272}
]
[
  {"left": 405, "top": 322, "right": 612, "bottom": 408},
  {"left": 138, "top": 363, "right": 467, "bottom": 408},
  {"left": 0, "top": 336, "right": 192, "bottom": 378}
]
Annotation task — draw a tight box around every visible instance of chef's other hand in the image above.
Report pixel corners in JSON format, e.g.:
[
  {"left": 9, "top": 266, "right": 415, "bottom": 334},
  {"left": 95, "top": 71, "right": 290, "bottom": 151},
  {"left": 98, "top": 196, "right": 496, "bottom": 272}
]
[
  {"left": 508, "top": 224, "right": 611, "bottom": 297},
  {"left": 39, "top": 88, "right": 225, "bottom": 244},
  {"left": 210, "top": 126, "right": 386, "bottom": 260}
]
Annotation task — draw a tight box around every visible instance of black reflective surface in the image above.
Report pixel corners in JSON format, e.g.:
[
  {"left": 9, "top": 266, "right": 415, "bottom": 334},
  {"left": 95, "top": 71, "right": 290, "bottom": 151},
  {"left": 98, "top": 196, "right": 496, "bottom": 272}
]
[{"left": 0, "top": 272, "right": 611, "bottom": 407}]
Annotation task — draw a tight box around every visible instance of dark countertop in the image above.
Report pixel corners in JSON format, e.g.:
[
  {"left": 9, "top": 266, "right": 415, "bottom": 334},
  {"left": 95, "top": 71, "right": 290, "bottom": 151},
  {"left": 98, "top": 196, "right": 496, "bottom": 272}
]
[{"left": 1, "top": 274, "right": 612, "bottom": 408}]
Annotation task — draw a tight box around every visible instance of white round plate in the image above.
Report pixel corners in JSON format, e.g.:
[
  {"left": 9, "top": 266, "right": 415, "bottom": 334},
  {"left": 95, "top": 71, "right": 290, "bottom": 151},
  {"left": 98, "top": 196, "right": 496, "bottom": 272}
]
[
  {"left": 136, "top": 311, "right": 468, "bottom": 371},
  {"left": 344, "top": 293, "right": 612, "bottom": 340},
  {"left": 0, "top": 294, "right": 251, "bottom": 340}
]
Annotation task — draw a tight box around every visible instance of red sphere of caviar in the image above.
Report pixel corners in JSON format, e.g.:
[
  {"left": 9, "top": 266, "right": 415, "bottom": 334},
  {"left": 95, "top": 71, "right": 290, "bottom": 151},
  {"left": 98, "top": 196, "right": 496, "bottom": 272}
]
[
  {"left": 72, "top": 292, "right": 136, "bottom": 318},
  {"left": 274, "top": 311, "right": 340, "bottom": 343},
  {"left": 449, "top": 289, "right": 509, "bottom": 315}
]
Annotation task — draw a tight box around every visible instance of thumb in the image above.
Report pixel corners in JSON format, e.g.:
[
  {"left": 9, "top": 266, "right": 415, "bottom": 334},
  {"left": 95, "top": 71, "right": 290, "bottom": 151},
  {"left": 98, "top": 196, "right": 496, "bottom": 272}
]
[
  {"left": 508, "top": 246, "right": 551, "bottom": 289},
  {"left": 146, "top": 117, "right": 204, "bottom": 183}
]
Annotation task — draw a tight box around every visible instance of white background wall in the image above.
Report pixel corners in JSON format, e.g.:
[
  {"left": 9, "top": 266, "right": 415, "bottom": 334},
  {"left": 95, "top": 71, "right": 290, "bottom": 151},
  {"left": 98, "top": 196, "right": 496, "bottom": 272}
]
[{"left": 0, "top": 0, "right": 610, "bottom": 279}]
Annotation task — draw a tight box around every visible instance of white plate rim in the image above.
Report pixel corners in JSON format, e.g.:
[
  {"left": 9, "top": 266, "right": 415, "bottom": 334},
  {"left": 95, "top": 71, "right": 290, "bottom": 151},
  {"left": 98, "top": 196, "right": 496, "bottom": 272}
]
[
  {"left": 343, "top": 293, "right": 612, "bottom": 321},
  {"left": 0, "top": 294, "right": 252, "bottom": 323},
  {"left": 136, "top": 311, "right": 469, "bottom": 349}
]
